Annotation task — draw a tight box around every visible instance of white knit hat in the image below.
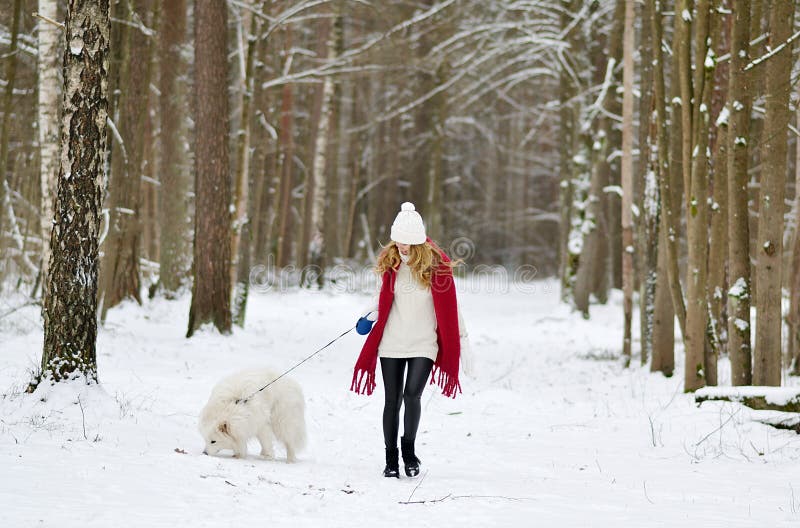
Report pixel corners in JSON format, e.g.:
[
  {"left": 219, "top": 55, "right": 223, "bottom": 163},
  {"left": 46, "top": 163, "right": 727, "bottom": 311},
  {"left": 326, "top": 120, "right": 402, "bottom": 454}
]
[{"left": 390, "top": 202, "right": 426, "bottom": 245}]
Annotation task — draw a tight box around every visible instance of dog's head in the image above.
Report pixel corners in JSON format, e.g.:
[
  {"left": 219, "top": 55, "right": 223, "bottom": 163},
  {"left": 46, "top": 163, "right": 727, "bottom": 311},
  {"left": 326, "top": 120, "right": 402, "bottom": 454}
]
[{"left": 201, "top": 421, "right": 236, "bottom": 456}]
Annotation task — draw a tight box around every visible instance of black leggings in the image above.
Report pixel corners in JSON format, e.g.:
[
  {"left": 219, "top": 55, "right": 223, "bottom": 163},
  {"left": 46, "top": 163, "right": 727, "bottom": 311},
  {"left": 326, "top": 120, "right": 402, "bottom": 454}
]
[{"left": 380, "top": 357, "right": 434, "bottom": 449}]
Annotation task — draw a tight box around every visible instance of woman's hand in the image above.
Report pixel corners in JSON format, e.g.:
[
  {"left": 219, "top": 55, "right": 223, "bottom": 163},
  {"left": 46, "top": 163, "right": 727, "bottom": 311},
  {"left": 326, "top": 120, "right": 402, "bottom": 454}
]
[{"left": 356, "top": 311, "right": 378, "bottom": 335}]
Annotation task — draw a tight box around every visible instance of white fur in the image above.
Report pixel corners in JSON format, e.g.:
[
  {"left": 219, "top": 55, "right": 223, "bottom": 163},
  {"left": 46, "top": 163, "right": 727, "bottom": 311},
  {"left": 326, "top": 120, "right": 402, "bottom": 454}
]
[{"left": 198, "top": 368, "right": 307, "bottom": 462}]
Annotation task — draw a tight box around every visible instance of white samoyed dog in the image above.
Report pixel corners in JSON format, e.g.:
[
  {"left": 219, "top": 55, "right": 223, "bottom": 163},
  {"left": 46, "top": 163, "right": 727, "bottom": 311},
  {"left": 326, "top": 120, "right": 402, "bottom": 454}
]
[{"left": 199, "top": 368, "right": 307, "bottom": 462}]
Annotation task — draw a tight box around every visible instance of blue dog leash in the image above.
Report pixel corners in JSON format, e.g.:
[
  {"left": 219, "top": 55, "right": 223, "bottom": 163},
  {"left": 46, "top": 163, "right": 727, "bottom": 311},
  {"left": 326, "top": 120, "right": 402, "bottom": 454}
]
[{"left": 235, "top": 325, "right": 356, "bottom": 405}]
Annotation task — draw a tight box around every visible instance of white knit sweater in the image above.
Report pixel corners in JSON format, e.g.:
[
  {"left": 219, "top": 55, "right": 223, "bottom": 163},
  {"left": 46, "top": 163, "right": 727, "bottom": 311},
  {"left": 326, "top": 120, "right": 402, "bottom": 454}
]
[{"left": 367, "top": 262, "right": 466, "bottom": 361}]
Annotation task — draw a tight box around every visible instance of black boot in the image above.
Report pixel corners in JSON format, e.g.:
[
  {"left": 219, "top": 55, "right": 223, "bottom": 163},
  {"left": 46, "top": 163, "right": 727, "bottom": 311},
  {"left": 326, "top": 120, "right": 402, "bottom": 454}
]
[
  {"left": 400, "top": 437, "right": 420, "bottom": 477},
  {"left": 383, "top": 447, "right": 399, "bottom": 478}
]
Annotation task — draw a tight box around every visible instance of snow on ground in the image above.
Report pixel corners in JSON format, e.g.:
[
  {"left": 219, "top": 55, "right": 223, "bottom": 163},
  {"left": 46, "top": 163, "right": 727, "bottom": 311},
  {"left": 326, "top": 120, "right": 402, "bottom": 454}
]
[{"left": 2, "top": 279, "right": 800, "bottom": 527}]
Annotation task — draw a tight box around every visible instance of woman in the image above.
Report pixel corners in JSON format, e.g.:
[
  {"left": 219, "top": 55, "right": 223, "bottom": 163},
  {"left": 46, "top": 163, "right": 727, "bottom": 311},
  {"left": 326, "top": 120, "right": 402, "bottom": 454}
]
[{"left": 351, "top": 202, "right": 468, "bottom": 478}]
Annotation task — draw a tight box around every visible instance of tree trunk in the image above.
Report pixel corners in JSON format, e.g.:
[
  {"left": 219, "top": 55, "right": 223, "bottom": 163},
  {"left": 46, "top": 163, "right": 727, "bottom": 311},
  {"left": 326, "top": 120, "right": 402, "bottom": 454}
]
[
  {"left": 558, "top": 0, "right": 579, "bottom": 302},
  {"left": 307, "top": 18, "right": 337, "bottom": 287},
  {"left": 157, "top": 0, "right": 188, "bottom": 297},
  {"left": 38, "top": 0, "right": 61, "bottom": 299},
  {"left": 708, "top": 4, "right": 731, "bottom": 374},
  {"left": 754, "top": 1, "right": 794, "bottom": 386},
  {"left": 684, "top": 0, "right": 714, "bottom": 392},
  {"left": 187, "top": 0, "right": 232, "bottom": 337},
  {"left": 38, "top": 0, "right": 110, "bottom": 385},
  {"left": 651, "top": 0, "right": 686, "bottom": 360},
  {"left": 638, "top": 0, "right": 657, "bottom": 366},
  {"left": 727, "top": 0, "right": 753, "bottom": 386},
  {"left": 98, "top": 0, "right": 153, "bottom": 320},
  {"left": 275, "top": 27, "right": 295, "bottom": 269},
  {"left": 790, "top": 102, "right": 800, "bottom": 376},
  {"left": 0, "top": 0, "right": 23, "bottom": 273},
  {"left": 573, "top": 0, "right": 624, "bottom": 317},
  {"left": 620, "top": 0, "right": 635, "bottom": 364},
  {"left": 298, "top": 17, "right": 331, "bottom": 275},
  {"left": 232, "top": 8, "right": 261, "bottom": 325}
]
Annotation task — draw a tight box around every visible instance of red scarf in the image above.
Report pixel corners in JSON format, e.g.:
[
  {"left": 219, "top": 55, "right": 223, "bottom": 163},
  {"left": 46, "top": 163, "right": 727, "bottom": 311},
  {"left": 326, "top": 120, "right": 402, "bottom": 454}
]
[{"left": 350, "top": 239, "right": 461, "bottom": 398}]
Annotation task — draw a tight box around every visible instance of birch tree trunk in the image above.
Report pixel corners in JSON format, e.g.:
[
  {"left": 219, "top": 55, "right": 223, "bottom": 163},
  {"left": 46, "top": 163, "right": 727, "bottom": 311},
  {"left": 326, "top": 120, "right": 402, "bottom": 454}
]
[
  {"left": 620, "top": 0, "right": 635, "bottom": 364},
  {"left": 298, "top": 16, "right": 331, "bottom": 275},
  {"left": 754, "top": 1, "right": 794, "bottom": 386},
  {"left": 307, "top": 19, "right": 337, "bottom": 287},
  {"left": 275, "top": 27, "right": 295, "bottom": 269},
  {"left": 157, "top": 0, "right": 188, "bottom": 297},
  {"left": 38, "top": 0, "right": 61, "bottom": 299},
  {"left": 39, "top": 0, "right": 110, "bottom": 385},
  {"left": 187, "top": 0, "right": 232, "bottom": 337},
  {"left": 727, "top": 0, "right": 753, "bottom": 386}
]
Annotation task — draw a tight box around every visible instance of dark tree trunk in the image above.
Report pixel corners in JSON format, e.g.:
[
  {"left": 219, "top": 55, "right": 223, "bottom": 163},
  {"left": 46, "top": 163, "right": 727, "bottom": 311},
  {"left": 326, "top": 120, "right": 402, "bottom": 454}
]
[
  {"left": 99, "top": 0, "right": 153, "bottom": 320},
  {"left": 157, "top": 0, "right": 188, "bottom": 297},
  {"left": 0, "top": 0, "right": 23, "bottom": 271},
  {"left": 187, "top": 0, "right": 232, "bottom": 337}
]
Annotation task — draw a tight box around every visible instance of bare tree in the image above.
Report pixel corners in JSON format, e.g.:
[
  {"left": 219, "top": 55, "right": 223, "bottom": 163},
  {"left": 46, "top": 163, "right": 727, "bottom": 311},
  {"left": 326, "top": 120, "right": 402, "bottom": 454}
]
[
  {"left": 232, "top": 6, "right": 261, "bottom": 326},
  {"left": 157, "top": 0, "right": 188, "bottom": 297},
  {"left": 620, "top": 0, "right": 635, "bottom": 364},
  {"left": 727, "top": 0, "right": 753, "bottom": 386},
  {"left": 187, "top": 0, "right": 232, "bottom": 337},
  {"left": 38, "top": 0, "right": 110, "bottom": 385},
  {"left": 0, "top": 0, "right": 23, "bottom": 274},
  {"left": 98, "top": 0, "right": 154, "bottom": 320},
  {"left": 683, "top": 0, "right": 714, "bottom": 392},
  {"left": 648, "top": 0, "right": 682, "bottom": 376},
  {"left": 37, "top": 0, "right": 62, "bottom": 298},
  {"left": 753, "top": 1, "right": 795, "bottom": 386}
]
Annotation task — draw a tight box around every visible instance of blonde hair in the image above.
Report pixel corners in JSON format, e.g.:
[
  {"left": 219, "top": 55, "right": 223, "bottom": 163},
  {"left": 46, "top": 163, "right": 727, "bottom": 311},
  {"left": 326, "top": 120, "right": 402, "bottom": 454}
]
[{"left": 375, "top": 241, "right": 457, "bottom": 288}]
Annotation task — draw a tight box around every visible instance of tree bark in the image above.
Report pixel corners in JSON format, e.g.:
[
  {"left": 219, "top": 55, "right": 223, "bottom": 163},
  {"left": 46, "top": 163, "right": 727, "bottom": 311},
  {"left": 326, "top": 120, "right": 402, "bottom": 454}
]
[
  {"left": 650, "top": 0, "right": 686, "bottom": 367},
  {"left": 684, "top": 0, "right": 714, "bottom": 392},
  {"left": 754, "top": 0, "right": 794, "bottom": 386},
  {"left": 157, "top": 0, "right": 188, "bottom": 297},
  {"left": 790, "top": 102, "right": 800, "bottom": 376},
  {"left": 98, "top": 0, "right": 153, "bottom": 320},
  {"left": 39, "top": 0, "right": 110, "bottom": 384},
  {"left": 638, "top": 0, "right": 657, "bottom": 367},
  {"left": 573, "top": 0, "right": 624, "bottom": 317},
  {"left": 0, "top": 0, "right": 23, "bottom": 271},
  {"left": 620, "top": 0, "right": 635, "bottom": 364},
  {"left": 727, "top": 0, "right": 753, "bottom": 386},
  {"left": 37, "top": 0, "right": 62, "bottom": 299},
  {"left": 707, "top": 2, "right": 731, "bottom": 374},
  {"left": 558, "top": 0, "right": 579, "bottom": 302},
  {"left": 307, "top": 17, "right": 337, "bottom": 287},
  {"left": 187, "top": 0, "right": 232, "bottom": 337},
  {"left": 275, "top": 27, "right": 295, "bottom": 269},
  {"left": 232, "top": 7, "right": 261, "bottom": 325}
]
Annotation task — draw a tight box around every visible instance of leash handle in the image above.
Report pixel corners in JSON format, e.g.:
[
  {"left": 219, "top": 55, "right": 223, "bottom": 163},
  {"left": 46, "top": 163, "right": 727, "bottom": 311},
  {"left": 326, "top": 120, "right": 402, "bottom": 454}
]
[{"left": 236, "top": 325, "right": 356, "bottom": 404}]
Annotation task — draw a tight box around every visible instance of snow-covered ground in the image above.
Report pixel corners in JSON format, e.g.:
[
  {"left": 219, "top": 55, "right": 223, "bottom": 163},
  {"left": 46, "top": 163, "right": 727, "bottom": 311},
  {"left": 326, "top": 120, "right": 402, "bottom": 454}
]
[{"left": 2, "top": 279, "right": 800, "bottom": 527}]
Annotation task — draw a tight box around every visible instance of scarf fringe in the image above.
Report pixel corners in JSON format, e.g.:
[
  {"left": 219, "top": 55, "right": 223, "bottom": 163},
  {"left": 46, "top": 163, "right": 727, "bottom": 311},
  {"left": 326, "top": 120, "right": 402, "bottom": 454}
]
[
  {"left": 431, "top": 365, "right": 461, "bottom": 399},
  {"left": 351, "top": 368, "right": 376, "bottom": 395}
]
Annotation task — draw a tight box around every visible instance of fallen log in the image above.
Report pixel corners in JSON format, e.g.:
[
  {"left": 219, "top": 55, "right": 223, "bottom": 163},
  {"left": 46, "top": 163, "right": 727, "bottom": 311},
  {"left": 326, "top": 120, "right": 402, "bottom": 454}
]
[{"left": 695, "top": 387, "right": 800, "bottom": 413}]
